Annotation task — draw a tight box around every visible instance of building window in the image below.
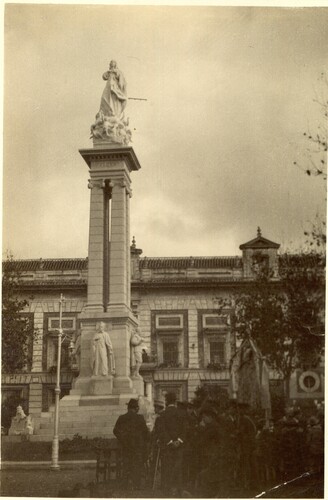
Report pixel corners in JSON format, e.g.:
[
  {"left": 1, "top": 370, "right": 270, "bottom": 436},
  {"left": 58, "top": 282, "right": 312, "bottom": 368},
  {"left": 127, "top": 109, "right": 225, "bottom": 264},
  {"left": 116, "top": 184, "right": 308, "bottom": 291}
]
[
  {"left": 198, "top": 310, "right": 232, "bottom": 369},
  {"left": 158, "top": 335, "right": 182, "bottom": 368},
  {"left": 163, "top": 341, "right": 179, "bottom": 366},
  {"left": 210, "top": 341, "right": 225, "bottom": 364},
  {"left": 43, "top": 313, "right": 77, "bottom": 371},
  {"left": 21, "top": 313, "right": 34, "bottom": 371},
  {"left": 42, "top": 384, "right": 71, "bottom": 412},
  {"left": 53, "top": 339, "right": 71, "bottom": 370},
  {"left": 151, "top": 310, "right": 188, "bottom": 368},
  {"left": 252, "top": 253, "right": 269, "bottom": 274}
]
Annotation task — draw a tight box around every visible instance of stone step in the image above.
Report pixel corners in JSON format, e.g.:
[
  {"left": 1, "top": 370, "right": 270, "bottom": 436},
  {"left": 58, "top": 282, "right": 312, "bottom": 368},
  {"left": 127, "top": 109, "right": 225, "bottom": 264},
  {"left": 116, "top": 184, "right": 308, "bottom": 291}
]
[
  {"left": 38, "top": 413, "right": 123, "bottom": 426},
  {"left": 39, "top": 423, "right": 54, "bottom": 429},
  {"left": 36, "top": 425, "right": 115, "bottom": 436},
  {"left": 51, "top": 414, "right": 122, "bottom": 423},
  {"left": 29, "top": 435, "right": 55, "bottom": 442},
  {"left": 58, "top": 408, "right": 123, "bottom": 416},
  {"left": 41, "top": 412, "right": 52, "bottom": 418},
  {"left": 30, "top": 429, "right": 115, "bottom": 441}
]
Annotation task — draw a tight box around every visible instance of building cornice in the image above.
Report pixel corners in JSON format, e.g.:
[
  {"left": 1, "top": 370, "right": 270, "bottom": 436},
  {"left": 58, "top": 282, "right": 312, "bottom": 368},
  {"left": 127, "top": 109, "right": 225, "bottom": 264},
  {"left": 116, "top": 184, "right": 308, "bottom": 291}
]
[
  {"left": 17, "top": 280, "right": 87, "bottom": 292},
  {"left": 132, "top": 277, "right": 281, "bottom": 290}
]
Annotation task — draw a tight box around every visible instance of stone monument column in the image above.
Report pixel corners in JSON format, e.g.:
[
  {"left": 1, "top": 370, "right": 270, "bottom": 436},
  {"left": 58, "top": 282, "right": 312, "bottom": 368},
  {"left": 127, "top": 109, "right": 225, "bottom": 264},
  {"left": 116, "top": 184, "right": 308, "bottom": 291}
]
[
  {"left": 74, "top": 148, "right": 140, "bottom": 395},
  {"left": 72, "top": 60, "right": 142, "bottom": 397},
  {"left": 35, "top": 61, "right": 148, "bottom": 439}
]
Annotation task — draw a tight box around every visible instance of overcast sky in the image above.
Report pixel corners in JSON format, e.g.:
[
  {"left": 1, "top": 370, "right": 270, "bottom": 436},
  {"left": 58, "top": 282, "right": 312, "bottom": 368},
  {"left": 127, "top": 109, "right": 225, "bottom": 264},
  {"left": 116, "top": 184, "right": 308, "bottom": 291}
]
[{"left": 3, "top": 4, "right": 327, "bottom": 260}]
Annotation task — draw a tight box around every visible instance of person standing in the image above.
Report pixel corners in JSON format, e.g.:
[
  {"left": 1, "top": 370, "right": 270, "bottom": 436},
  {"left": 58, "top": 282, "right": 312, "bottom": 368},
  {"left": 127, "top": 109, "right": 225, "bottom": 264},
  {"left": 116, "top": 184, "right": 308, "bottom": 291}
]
[
  {"left": 113, "top": 398, "right": 149, "bottom": 490},
  {"left": 149, "top": 398, "right": 165, "bottom": 488},
  {"left": 183, "top": 402, "right": 199, "bottom": 490},
  {"left": 195, "top": 405, "right": 224, "bottom": 497},
  {"left": 237, "top": 403, "right": 257, "bottom": 492},
  {"left": 278, "top": 407, "right": 303, "bottom": 481},
  {"left": 218, "top": 402, "right": 239, "bottom": 494},
  {"left": 307, "top": 416, "right": 324, "bottom": 473},
  {"left": 156, "top": 392, "right": 185, "bottom": 496}
]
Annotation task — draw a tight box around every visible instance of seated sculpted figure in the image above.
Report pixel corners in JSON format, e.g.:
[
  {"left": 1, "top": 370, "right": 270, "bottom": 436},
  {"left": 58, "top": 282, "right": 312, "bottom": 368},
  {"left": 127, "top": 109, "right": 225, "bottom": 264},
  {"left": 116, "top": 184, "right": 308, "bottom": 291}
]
[
  {"left": 90, "top": 322, "right": 115, "bottom": 376},
  {"left": 9, "top": 405, "right": 34, "bottom": 436}
]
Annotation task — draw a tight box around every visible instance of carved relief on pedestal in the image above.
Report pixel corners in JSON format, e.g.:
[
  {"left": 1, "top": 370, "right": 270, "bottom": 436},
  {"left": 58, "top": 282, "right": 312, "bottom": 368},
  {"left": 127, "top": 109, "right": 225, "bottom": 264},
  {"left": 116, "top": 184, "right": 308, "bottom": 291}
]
[{"left": 90, "top": 321, "right": 116, "bottom": 376}]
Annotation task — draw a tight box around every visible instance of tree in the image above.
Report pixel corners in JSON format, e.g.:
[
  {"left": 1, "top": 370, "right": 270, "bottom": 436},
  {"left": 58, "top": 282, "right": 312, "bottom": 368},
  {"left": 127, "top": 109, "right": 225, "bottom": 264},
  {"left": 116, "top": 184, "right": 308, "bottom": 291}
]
[
  {"left": 293, "top": 71, "right": 327, "bottom": 181},
  {"left": 2, "top": 255, "right": 35, "bottom": 373},
  {"left": 192, "top": 384, "right": 230, "bottom": 413},
  {"left": 231, "top": 253, "right": 324, "bottom": 400}
]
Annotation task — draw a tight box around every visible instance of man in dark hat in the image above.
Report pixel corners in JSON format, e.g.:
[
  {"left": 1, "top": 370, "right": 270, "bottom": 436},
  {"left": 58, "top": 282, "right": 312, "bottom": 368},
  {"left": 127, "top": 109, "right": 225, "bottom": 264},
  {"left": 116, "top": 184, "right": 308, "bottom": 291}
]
[
  {"left": 155, "top": 392, "right": 186, "bottom": 496},
  {"left": 183, "top": 401, "right": 199, "bottom": 490},
  {"left": 149, "top": 397, "right": 165, "bottom": 487},
  {"left": 195, "top": 404, "right": 225, "bottom": 497},
  {"left": 218, "top": 400, "right": 239, "bottom": 492},
  {"left": 236, "top": 402, "right": 257, "bottom": 491},
  {"left": 113, "top": 398, "right": 150, "bottom": 490},
  {"left": 198, "top": 405, "right": 221, "bottom": 469}
]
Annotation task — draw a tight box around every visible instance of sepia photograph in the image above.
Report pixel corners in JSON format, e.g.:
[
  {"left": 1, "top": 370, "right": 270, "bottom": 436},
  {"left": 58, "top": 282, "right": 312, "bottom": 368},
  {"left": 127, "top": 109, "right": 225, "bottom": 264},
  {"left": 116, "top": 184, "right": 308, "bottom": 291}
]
[{"left": 1, "top": 2, "right": 326, "bottom": 498}]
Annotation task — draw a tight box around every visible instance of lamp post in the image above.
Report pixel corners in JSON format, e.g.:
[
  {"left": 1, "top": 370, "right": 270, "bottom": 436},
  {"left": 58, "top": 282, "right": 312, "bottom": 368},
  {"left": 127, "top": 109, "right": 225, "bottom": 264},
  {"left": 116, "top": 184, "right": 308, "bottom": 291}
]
[{"left": 50, "top": 294, "right": 75, "bottom": 471}]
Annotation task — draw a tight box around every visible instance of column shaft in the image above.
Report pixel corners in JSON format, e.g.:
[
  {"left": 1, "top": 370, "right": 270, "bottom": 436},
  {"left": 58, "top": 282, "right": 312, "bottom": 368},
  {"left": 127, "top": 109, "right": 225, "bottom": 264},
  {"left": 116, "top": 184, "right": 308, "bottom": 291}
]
[
  {"left": 126, "top": 192, "right": 131, "bottom": 307},
  {"left": 86, "top": 183, "right": 104, "bottom": 311},
  {"left": 108, "top": 182, "right": 127, "bottom": 307}
]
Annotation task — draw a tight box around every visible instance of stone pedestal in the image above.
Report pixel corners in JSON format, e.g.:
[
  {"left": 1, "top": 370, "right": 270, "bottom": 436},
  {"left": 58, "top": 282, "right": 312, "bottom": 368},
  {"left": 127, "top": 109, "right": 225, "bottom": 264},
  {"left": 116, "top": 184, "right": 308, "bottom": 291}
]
[
  {"left": 90, "top": 376, "right": 113, "bottom": 395},
  {"left": 131, "top": 375, "right": 144, "bottom": 396}
]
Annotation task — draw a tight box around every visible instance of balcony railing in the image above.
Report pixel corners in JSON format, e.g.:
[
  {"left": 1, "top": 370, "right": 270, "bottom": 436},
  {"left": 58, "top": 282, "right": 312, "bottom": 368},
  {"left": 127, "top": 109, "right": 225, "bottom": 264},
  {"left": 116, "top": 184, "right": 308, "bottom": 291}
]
[{"left": 207, "top": 362, "right": 228, "bottom": 371}]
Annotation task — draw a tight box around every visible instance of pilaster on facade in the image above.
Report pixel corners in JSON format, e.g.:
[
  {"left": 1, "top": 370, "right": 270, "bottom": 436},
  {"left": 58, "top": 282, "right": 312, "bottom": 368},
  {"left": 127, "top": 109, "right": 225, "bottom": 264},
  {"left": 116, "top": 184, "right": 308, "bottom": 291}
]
[{"left": 32, "top": 311, "right": 44, "bottom": 372}]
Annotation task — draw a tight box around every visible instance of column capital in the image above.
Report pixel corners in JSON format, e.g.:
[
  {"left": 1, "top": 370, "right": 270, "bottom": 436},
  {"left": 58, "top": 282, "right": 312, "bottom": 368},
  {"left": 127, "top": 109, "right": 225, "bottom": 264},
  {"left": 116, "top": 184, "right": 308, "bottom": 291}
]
[
  {"left": 88, "top": 179, "right": 105, "bottom": 190},
  {"left": 121, "top": 179, "right": 132, "bottom": 197}
]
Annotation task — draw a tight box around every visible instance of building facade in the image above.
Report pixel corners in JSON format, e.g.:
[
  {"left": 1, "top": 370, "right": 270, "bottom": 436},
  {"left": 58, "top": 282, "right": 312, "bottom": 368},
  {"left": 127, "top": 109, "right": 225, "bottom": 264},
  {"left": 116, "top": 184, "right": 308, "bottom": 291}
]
[{"left": 2, "top": 232, "right": 324, "bottom": 435}]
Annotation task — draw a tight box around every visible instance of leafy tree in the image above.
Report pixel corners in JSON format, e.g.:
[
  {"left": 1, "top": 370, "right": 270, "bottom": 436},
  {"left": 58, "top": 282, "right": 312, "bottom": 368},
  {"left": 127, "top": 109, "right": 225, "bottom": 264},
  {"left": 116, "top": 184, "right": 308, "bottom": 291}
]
[
  {"left": 192, "top": 384, "right": 230, "bottom": 413},
  {"left": 293, "top": 71, "right": 327, "bottom": 181},
  {"left": 2, "top": 255, "right": 35, "bottom": 373},
  {"left": 231, "top": 253, "right": 324, "bottom": 399}
]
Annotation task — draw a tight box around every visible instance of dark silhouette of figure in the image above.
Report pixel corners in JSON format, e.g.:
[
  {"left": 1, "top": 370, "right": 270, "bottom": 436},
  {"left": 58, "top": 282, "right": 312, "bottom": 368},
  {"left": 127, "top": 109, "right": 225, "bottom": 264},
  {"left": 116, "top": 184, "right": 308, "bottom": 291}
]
[
  {"left": 155, "top": 392, "right": 185, "bottom": 496},
  {"left": 113, "top": 398, "right": 149, "bottom": 490}
]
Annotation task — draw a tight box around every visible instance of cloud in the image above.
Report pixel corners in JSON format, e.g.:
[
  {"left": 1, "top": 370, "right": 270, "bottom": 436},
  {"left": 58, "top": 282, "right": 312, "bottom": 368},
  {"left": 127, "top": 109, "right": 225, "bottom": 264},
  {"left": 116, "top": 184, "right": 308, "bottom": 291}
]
[{"left": 3, "top": 5, "right": 327, "bottom": 260}]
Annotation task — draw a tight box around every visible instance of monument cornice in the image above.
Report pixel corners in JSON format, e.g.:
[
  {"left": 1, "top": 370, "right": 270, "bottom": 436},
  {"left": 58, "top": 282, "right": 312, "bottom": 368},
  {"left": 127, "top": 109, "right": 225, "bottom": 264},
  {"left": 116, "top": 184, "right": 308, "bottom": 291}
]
[{"left": 79, "top": 146, "right": 141, "bottom": 172}]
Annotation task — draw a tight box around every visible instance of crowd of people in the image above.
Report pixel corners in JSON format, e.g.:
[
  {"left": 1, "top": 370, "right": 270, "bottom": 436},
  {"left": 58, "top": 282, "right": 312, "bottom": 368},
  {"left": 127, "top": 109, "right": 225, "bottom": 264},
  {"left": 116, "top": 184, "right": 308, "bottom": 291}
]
[{"left": 113, "top": 394, "right": 324, "bottom": 497}]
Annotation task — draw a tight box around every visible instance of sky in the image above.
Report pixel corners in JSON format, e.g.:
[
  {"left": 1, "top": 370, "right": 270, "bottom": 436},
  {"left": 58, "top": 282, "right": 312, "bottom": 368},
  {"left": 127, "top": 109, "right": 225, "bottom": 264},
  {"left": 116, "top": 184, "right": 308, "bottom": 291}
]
[{"left": 3, "top": 3, "right": 327, "bottom": 260}]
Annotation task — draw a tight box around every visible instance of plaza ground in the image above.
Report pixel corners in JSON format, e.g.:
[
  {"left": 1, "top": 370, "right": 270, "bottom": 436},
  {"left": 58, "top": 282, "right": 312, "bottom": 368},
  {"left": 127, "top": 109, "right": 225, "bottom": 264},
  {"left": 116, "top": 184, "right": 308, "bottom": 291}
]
[
  {"left": 1, "top": 466, "right": 324, "bottom": 498},
  {"left": 0, "top": 466, "right": 96, "bottom": 497},
  {"left": 0, "top": 465, "right": 248, "bottom": 498}
]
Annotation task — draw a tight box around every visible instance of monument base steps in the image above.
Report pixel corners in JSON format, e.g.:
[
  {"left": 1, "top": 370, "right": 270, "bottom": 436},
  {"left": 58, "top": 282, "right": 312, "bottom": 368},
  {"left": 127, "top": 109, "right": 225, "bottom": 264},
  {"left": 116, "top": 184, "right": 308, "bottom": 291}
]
[{"left": 33, "top": 393, "right": 140, "bottom": 440}]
